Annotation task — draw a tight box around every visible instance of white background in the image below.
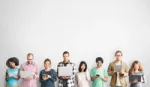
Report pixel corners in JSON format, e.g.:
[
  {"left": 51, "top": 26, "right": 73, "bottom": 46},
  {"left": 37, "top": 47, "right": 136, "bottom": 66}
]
[{"left": 0, "top": 0, "right": 150, "bottom": 87}]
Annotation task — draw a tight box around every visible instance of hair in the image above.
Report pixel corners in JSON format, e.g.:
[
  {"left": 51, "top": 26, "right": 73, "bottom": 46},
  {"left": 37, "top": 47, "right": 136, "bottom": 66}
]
[
  {"left": 115, "top": 50, "right": 123, "bottom": 56},
  {"left": 78, "top": 61, "right": 87, "bottom": 72},
  {"left": 63, "top": 51, "right": 70, "bottom": 56},
  {"left": 27, "top": 53, "right": 34, "bottom": 57},
  {"left": 129, "top": 60, "right": 143, "bottom": 75},
  {"left": 96, "top": 57, "right": 103, "bottom": 63},
  {"left": 6, "top": 57, "right": 19, "bottom": 67},
  {"left": 44, "top": 58, "right": 51, "bottom": 64}
]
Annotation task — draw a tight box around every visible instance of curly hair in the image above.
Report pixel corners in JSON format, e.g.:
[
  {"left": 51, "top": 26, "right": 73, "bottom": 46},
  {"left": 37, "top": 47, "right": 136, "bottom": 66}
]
[{"left": 6, "top": 57, "right": 19, "bottom": 67}]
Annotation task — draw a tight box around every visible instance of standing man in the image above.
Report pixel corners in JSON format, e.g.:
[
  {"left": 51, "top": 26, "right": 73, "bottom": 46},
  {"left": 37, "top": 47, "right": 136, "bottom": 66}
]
[
  {"left": 107, "top": 50, "right": 128, "bottom": 87},
  {"left": 57, "top": 51, "right": 76, "bottom": 87},
  {"left": 20, "top": 53, "right": 39, "bottom": 87}
]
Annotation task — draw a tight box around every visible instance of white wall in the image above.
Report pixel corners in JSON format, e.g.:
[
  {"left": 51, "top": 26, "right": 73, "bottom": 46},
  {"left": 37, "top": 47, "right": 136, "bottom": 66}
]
[{"left": 0, "top": 0, "right": 150, "bottom": 87}]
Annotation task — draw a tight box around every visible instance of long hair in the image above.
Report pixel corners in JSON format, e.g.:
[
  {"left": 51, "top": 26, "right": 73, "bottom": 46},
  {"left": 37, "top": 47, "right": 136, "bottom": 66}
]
[
  {"left": 78, "top": 61, "right": 87, "bottom": 72},
  {"left": 129, "top": 60, "right": 143, "bottom": 74}
]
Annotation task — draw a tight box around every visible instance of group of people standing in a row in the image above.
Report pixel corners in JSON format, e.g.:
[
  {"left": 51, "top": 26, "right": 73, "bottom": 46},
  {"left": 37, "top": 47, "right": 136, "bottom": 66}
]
[{"left": 5, "top": 50, "right": 146, "bottom": 87}]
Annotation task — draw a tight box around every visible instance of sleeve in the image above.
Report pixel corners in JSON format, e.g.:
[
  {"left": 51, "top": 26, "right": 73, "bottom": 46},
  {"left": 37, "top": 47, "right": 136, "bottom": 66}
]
[
  {"left": 57, "top": 63, "right": 62, "bottom": 79},
  {"left": 71, "top": 63, "right": 77, "bottom": 78},
  {"left": 107, "top": 63, "right": 115, "bottom": 76},
  {"left": 90, "top": 69, "right": 95, "bottom": 77},
  {"left": 49, "top": 69, "right": 57, "bottom": 82},
  {"left": 142, "top": 72, "right": 147, "bottom": 83},
  {"left": 86, "top": 70, "right": 91, "bottom": 81},
  {"left": 34, "top": 64, "right": 39, "bottom": 79},
  {"left": 5, "top": 69, "right": 8, "bottom": 81},
  {"left": 104, "top": 69, "right": 108, "bottom": 78},
  {"left": 121, "top": 63, "right": 128, "bottom": 77},
  {"left": 39, "top": 70, "right": 45, "bottom": 83}
]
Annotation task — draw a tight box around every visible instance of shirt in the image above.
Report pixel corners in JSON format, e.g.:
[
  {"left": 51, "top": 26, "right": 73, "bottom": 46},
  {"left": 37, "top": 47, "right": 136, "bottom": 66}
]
[
  {"left": 39, "top": 69, "right": 57, "bottom": 87},
  {"left": 57, "top": 60, "right": 76, "bottom": 87},
  {"left": 90, "top": 67, "right": 108, "bottom": 87},
  {"left": 20, "top": 62, "right": 39, "bottom": 87}
]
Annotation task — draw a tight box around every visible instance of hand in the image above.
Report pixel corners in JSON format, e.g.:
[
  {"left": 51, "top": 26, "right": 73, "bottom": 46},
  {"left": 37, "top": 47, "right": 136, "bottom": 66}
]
[
  {"left": 62, "top": 76, "right": 70, "bottom": 80},
  {"left": 120, "top": 68, "right": 125, "bottom": 74},
  {"left": 33, "top": 74, "right": 36, "bottom": 79},
  {"left": 25, "top": 77, "right": 31, "bottom": 80},
  {"left": 42, "top": 76, "right": 48, "bottom": 81},
  {"left": 8, "top": 74, "right": 14, "bottom": 77}
]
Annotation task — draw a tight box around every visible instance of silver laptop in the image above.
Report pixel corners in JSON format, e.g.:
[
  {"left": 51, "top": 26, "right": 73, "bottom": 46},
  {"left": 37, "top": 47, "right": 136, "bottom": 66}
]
[{"left": 58, "top": 66, "right": 73, "bottom": 76}]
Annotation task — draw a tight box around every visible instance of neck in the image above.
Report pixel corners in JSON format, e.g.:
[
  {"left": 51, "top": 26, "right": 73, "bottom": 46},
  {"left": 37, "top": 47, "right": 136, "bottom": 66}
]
[
  {"left": 81, "top": 69, "right": 84, "bottom": 72},
  {"left": 64, "top": 60, "right": 69, "bottom": 63},
  {"left": 134, "top": 69, "right": 139, "bottom": 72},
  {"left": 45, "top": 68, "right": 50, "bottom": 71},
  {"left": 116, "top": 60, "right": 121, "bottom": 63},
  {"left": 97, "top": 66, "right": 101, "bottom": 68}
]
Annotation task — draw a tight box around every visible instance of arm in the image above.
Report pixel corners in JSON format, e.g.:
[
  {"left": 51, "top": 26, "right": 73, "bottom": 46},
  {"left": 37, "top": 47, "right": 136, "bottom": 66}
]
[
  {"left": 91, "top": 76, "right": 99, "bottom": 81},
  {"left": 33, "top": 64, "right": 39, "bottom": 79},
  {"left": 49, "top": 69, "right": 57, "bottom": 82},
  {"left": 86, "top": 70, "right": 91, "bottom": 81},
  {"left": 39, "top": 70, "right": 46, "bottom": 83},
  {"left": 107, "top": 63, "right": 115, "bottom": 76},
  {"left": 120, "top": 63, "right": 128, "bottom": 77}
]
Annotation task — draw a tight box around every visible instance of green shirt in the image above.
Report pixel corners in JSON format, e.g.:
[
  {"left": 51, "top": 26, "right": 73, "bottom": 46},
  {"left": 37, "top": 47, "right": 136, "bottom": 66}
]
[{"left": 90, "top": 67, "right": 108, "bottom": 87}]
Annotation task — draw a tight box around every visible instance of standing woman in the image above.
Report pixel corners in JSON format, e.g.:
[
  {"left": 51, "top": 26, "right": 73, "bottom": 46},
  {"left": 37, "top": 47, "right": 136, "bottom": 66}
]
[
  {"left": 90, "top": 57, "right": 108, "bottom": 87},
  {"left": 39, "top": 58, "right": 57, "bottom": 87},
  {"left": 76, "top": 61, "right": 90, "bottom": 87},
  {"left": 129, "top": 60, "right": 146, "bottom": 87},
  {"left": 5, "top": 57, "right": 20, "bottom": 87}
]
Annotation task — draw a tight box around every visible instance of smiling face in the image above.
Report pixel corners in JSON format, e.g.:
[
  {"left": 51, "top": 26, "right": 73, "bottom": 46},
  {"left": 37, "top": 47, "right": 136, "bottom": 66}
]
[
  {"left": 44, "top": 61, "right": 51, "bottom": 69},
  {"left": 97, "top": 61, "right": 103, "bottom": 67},
  {"left": 81, "top": 64, "right": 85, "bottom": 71},
  {"left": 115, "top": 52, "right": 122, "bottom": 61},
  {"left": 9, "top": 61, "right": 15, "bottom": 68},
  {"left": 63, "top": 53, "right": 69, "bottom": 62},
  {"left": 27, "top": 55, "right": 33, "bottom": 64}
]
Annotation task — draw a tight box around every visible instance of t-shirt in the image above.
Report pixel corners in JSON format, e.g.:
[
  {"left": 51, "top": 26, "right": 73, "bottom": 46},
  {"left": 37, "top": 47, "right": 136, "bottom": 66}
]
[{"left": 90, "top": 67, "right": 108, "bottom": 87}]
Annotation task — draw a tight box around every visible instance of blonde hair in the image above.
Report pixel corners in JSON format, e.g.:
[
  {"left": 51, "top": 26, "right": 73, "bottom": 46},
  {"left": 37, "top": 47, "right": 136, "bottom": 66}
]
[{"left": 129, "top": 60, "right": 143, "bottom": 74}]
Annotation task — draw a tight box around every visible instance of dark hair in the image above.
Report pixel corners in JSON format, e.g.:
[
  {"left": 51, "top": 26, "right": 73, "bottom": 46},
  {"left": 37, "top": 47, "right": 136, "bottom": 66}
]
[
  {"left": 27, "top": 53, "right": 34, "bottom": 57},
  {"left": 78, "top": 61, "right": 87, "bottom": 72},
  {"left": 63, "top": 51, "right": 70, "bottom": 56},
  {"left": 44, "top": 58, "right": 51, "bottom": 64},
  {"left": 115, "top": 50, "right": 123, "bottom": 56},
  {"left": 96, "top": 57, "right": 103, "bottom": 63},
  {"left": 6, "top": 57, "right": 19, "bottom": 67}
]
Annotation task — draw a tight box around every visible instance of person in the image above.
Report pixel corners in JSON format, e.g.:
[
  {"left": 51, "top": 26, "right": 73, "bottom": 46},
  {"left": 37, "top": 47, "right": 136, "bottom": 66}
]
[
  {"left": 129, "top": 60, "right": 146, "bottom": 87},
  {"left": 90, "top": 57, "right": 108, "bottom": 87},
  {"left": 107, "top": 50, "right": 128, "bottom": 87},
  {"left": 76, "top": 61, "right": 90, "bottom": 87},
  {"left": 20, "top": 53, "right": 38, "bottom": 87},
  {"left": 39, "top": 58, "right": 57, "bottom": 87},
  {"left": 5, "top": 57, "right": 20, "bottom": 87},
  {"left": 57, "top": 51, "right": 76, "bottom": 87}
]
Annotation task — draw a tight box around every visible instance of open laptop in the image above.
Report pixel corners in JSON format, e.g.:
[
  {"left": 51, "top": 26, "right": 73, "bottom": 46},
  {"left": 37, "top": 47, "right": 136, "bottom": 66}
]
[{"left": 58, "top": 66, "right": 73, "bottom": 77}]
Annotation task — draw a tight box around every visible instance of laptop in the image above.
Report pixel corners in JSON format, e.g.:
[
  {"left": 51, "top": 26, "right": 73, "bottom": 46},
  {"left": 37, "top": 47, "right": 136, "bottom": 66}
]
[
  {"left": 20, "top": 71, "right": 33, "bottom": 79},
  {"left": 58, "top": 66, "right": 73, "bottom": 76},
  {"left": 129, "top": 75, "right": 142, "bottom": 83}
]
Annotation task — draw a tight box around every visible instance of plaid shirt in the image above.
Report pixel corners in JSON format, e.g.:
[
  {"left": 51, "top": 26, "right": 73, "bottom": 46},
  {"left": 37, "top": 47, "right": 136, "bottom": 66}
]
[{"left": 57, "top": 60, "right": 76, "bottom": 87}]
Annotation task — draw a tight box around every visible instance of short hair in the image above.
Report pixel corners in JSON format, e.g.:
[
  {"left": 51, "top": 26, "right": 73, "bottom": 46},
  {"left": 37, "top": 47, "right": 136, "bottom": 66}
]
[
  {"left": 63, "top": 51, "right": 70, "bottom": 56},
  {"left": 27, "top": 53, "right": 34, "bottom": 57},
  {"left": 78, "top": 61, "right": 87, "bottom": 72},
  {"left": 6, "top": 57, "right": 19, "bottom": 67},
  {"left": 44, "top": 58, "right": 51, "bottom": 64},
  {"left": 115, "top": 50, "right": 123, "bottom": 56},
  {"left": 96, "top": 57, "right": 103, "bottom": 63}
]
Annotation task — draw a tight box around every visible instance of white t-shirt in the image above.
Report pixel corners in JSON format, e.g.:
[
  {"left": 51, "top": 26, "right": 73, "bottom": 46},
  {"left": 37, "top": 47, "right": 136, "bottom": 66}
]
[{"left": 116, "top": 62, "right": 121, "bottom": 86}]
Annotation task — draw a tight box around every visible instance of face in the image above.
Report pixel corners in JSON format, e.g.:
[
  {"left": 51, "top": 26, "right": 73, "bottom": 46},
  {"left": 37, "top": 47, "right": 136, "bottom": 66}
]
[
  {"left": 97, "top": 61, "right": 102, "bottom": 67},
  {"left": 115, "top": 52, "right": 122, "bottom": 61},
  {"left": 9, "top": 61, "right": 15, "bottom": 68},
  {"left": 63, "top": 54, "right": 69, "bottom": 62},
  {"left": 134, "top": 64, "right": 139, "bottom": 70},
  {"left": 81, "top": 64, "right": 85, "bottom": 71},
  {"left": 44, "top": 61, "right": 51, "bottom": 69},
  {"left": 27, "top": 55, "right": 33, "bottom": 64}
]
